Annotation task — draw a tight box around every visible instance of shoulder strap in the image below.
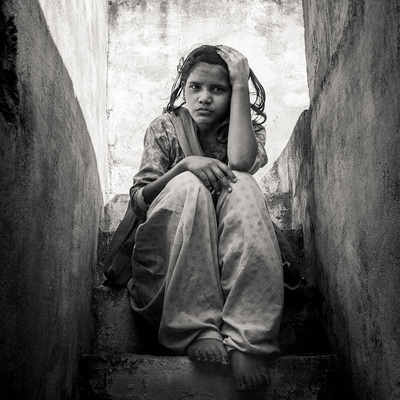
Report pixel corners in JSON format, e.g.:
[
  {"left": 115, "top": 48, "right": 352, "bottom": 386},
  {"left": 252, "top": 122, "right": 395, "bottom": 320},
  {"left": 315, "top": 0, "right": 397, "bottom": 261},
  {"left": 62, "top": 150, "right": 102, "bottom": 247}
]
[
  {"left": 102, "top": 203, "right": 140, "bottom": 287},
  {"left": 169, "top": 107, "right": 203, "bottom": 157}
]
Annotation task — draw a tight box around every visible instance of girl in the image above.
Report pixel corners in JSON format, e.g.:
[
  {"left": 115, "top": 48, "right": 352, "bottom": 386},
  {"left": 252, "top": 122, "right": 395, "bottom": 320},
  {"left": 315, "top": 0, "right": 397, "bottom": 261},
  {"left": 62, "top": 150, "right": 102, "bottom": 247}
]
[{"left": 125, "top": 45, "right": 284, "bottom": 391}]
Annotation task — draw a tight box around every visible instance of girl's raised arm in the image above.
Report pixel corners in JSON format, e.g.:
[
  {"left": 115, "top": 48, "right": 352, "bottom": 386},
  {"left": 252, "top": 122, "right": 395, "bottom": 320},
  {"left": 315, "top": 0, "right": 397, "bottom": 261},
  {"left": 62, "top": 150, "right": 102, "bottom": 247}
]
[{"left": 216, "top": 46, "right": 258, "bottom": 171}]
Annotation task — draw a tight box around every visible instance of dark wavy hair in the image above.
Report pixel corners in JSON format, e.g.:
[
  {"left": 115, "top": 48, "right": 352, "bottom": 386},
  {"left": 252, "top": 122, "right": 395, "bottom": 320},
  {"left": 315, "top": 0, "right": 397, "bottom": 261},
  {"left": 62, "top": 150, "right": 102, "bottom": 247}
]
[{"left": 165, "top": 45, "right": 267, "bottom": 125}]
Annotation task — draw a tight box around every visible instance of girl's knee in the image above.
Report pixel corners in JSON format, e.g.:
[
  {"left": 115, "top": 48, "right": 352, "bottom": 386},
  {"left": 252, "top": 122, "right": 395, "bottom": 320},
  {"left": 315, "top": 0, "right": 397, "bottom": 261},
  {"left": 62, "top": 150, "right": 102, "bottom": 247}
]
[
  {"left": 231, "top": 171, "right": 258, "bottom": 189},
  {"left": 170, "top": 171, "right": 201, "bottom": 186},
  {"left": 167, "top": 171, "right": 209, "bottom": 194},
  {"left": 151, "top": 171, "right": 212, "bottom": 213},
  {"left": 218, "top": 170, "right": 264, "bottom": 209}
]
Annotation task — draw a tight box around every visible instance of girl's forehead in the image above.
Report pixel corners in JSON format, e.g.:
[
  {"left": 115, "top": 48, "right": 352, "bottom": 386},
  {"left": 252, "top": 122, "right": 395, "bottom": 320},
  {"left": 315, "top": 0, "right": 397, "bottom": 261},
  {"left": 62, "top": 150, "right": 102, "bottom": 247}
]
[{"left": 187, "top": 62, "right": 229, "bottom": 84}]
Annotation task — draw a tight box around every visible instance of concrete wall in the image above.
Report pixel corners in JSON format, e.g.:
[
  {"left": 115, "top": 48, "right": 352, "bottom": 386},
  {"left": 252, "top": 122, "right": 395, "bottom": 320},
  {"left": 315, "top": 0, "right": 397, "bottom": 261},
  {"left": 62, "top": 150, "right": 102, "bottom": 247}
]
[
  {"left": 106, "top": 0, "right": 309, "bottom": 200},
  {"left": 0, "top": 0, "right": 108, "bottom": 398},
  {"left": 263, "top": 1, "right": 400, "bottom": 398}
]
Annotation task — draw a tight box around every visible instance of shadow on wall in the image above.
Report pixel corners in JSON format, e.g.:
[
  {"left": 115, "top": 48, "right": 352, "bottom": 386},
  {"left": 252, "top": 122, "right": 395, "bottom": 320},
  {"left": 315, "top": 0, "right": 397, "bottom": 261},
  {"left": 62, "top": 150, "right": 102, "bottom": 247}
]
[{"left": 0, "top": 1, "right": 103, "bottom": 399}]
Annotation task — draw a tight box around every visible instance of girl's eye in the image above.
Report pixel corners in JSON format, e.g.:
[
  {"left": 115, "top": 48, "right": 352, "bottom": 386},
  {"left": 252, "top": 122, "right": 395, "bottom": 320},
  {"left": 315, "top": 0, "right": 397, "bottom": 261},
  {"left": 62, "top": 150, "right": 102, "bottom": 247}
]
[
  {"left": 189, "top": 84, "right": 199, "bottom": 90},
  {"left": 213, "top": 87, "right": 225, "bottom": 93}
]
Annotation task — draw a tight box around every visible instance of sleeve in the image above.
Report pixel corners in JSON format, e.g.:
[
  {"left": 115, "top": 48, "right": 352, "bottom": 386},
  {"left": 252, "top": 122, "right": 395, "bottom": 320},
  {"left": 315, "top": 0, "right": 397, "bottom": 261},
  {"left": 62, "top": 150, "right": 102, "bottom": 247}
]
[
  {"left": 129, "top": 119, "right": 172, "bottom": 220},
  {"left": 247, "top": 123, "right": 268, "bottom": 175}
]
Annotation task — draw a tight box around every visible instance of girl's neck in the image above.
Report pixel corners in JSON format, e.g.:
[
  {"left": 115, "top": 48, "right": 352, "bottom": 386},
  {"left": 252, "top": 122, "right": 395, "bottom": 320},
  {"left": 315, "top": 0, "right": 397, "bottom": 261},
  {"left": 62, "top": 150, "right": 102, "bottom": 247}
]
[
  {"left": 198, "top": 128, "right": 216, "bottom": 139},
  {"left": 195, "top": 122, "right": 217, "bottom": 139},
  {"left": 195, "top": 117, "right": 229, "bottom": 139}
]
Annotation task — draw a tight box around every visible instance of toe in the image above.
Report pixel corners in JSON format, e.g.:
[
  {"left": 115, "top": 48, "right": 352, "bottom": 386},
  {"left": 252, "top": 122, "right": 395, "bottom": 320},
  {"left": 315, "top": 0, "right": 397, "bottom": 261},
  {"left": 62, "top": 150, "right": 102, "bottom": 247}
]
[
  {"left": 234, "top": 374, "right": 248, "bottom": 392},
  {"left": 235, "top": 382, "right": 247, "bottom": 392},
  {"left": 251, "top": 375, "right": 261, "bottom": 389},
  {"left": 195, "top": 350, "right": 202, "bottom": 362},
  {"left": 212, "top": 345, "right": 225, "bottom": 364},
  {"left": 219, "top": 346, "right": 229, "bottom": 365},
  {"left": 187, "top": 349, "right": 195, "bottom": 361},
  {"left": 207, "top": 350, "right": 216, "bottom": 363},
  {"left": 261, "top": 370, "right": 271, "bottom": 386},
  {"left": 199, "top": 349, "right": 208, "bottom": 362},
  {"left": 222, "top": 356, "right": 230, "bottom": 365},
  {"left": 244, "top": 375, "right": 255, "bottom": 391}
]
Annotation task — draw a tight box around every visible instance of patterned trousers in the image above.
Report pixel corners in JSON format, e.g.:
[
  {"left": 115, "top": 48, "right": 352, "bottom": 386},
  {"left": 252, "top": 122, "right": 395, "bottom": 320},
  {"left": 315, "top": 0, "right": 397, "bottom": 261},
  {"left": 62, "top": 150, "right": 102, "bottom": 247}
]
[{"left": 129, "top": 171, "right": 283, "bottom": 356}]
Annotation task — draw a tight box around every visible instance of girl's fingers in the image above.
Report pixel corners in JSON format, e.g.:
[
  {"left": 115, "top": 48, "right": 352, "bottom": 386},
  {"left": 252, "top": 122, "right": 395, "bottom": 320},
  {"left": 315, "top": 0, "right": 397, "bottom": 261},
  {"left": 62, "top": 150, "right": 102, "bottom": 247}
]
[
  {"left": 216, "top": 44, "right": 234, "bottom": 53},
  {"left": 194, "top": 169, "right": 213, "bottom": 191},
  {"left": 216, "top": 45, "right": 242, "bottom": 60},
  {"left": 216, "top": 45, "right": 231, "bottom": 59},
  {"left": 216, "top": 45, "right": 249, "bottom": 85},
  {"left": 202, "top": 168, "right": 221, "bottom": 192},
  {"left": 216, "top": 47, "right": 234, "bottom": 62},
  {"left": 185, "top": 156, "right": 236, "bottom": 193},
  {"left": 216, "top": 161, "right": 237, "bottom": 183},
  {"left": 210, "top": 165, "right": 233, "bottom": 192}
]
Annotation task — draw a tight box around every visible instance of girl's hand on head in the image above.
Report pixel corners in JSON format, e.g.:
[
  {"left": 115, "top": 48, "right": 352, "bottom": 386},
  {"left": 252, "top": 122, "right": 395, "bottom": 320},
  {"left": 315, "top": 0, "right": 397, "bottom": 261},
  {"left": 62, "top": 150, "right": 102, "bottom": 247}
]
[
  {"left": 216, "top": 45, "right": 250, "bottom": 87},
  {"left": 181, "top": 156, "right": 236, "bottom": 194}
]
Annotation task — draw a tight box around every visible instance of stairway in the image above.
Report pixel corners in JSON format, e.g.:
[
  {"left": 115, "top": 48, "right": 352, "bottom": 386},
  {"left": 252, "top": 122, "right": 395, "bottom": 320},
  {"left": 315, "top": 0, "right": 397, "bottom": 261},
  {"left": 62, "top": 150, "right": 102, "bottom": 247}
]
[{"left": 78, "top": 199, "right": 341, "bottom": 399}]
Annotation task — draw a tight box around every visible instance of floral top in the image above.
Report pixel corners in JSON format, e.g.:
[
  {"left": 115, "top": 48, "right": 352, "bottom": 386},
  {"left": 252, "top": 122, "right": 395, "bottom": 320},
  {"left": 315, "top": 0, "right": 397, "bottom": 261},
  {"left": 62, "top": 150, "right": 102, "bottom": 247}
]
[{"left": 130, "top": 112, "right": 268, "bottom": 220}]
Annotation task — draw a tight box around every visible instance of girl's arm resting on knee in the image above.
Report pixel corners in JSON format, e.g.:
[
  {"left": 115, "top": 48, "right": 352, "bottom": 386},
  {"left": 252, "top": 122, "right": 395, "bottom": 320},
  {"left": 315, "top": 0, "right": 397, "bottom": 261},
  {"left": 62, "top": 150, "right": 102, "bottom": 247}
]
[
  {"left": 142, "top": 156, "right": 236, "bottom": 204},
  {"left": 142, "top": 161, "right": 186, "bottom": 204}
]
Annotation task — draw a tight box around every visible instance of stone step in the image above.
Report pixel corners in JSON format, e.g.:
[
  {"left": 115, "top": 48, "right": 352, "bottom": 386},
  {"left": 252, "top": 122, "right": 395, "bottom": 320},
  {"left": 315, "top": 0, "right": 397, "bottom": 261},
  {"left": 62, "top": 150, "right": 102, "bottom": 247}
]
[
  {"left": 79, "top": 353, "right": 339, "bottom": 400},
  {"left": 94, "top": 228, "right": 329, "bottom": 356},
  {"left": 88, "top": 224, "right": 337, "bottom": 399},
  {"left": 91, "top": 284, "right": 329, "bottom": 357}
]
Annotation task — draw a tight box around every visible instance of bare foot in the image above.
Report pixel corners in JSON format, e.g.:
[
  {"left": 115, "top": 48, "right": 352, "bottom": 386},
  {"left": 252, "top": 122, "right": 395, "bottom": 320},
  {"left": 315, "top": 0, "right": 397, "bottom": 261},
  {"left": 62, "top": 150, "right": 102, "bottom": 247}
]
[
  {"left": 230, "top": 350, "right": 271, "bottom": 391},
  {"left": 187, "top": 339, "right": 230, "bottom": 365}
]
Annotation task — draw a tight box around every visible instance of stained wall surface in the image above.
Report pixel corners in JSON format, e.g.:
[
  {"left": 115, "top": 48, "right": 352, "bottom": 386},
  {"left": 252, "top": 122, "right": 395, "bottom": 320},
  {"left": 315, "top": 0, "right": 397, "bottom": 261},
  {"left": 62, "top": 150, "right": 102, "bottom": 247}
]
[
  {"left": 264, "top": 1, "right": 400, "bottom": 399},
  {"left": 0, "top": 0, "right": 108, "bottom": 398},
  {"left": 106, "top": 0, "right": 309, "bottom": 197}
]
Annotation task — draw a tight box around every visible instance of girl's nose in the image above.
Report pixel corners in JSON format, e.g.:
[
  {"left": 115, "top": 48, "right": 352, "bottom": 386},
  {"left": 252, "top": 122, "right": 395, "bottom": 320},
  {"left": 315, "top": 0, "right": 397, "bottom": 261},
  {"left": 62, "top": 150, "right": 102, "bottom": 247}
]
[{"left": 198, "top": 90, "right": 212, "bottom": 104}]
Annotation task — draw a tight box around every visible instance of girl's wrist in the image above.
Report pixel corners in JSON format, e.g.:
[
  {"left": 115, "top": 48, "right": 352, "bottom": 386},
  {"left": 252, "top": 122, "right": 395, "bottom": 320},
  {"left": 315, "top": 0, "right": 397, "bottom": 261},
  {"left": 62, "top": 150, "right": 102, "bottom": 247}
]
[
  {"left": 177, "top": 158, "right": 187, "bottom": 173},
  {"left": 231, "top": 82, "right": 249, "bottom": 90}
]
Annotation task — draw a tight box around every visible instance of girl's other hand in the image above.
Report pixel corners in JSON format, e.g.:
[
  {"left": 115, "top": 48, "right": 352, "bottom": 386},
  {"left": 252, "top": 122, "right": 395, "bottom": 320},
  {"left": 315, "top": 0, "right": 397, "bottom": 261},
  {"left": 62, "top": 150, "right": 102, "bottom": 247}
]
[
  {"left": 216, "top": 45, "right": 250, "bottom": 87},
  {"left": 181, "top": 156, "right": 236, "bottom": 194}
]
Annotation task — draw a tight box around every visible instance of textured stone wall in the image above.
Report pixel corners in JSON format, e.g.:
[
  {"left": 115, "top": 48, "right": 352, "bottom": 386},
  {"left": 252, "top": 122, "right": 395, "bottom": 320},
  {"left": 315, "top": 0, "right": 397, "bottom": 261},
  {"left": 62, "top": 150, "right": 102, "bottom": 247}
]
[
  {"left": 106, "top": 0, "right": 308, "bottom": 198},
  {"left": 264, "top": 1, "right": 400, "bottom": 399},
  {"left": 0, "top": 0, "right": 107, "bottom": 398},
  {"left": 37, "top": 0, "right": 109, "bottom": 193}
]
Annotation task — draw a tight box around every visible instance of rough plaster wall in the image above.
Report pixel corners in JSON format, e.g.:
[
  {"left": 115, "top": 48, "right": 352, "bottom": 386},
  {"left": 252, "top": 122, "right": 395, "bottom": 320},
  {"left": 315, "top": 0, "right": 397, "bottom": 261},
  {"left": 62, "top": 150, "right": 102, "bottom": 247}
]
[
  {"left": 37, "top": 0, "right": 109, "bottom": 194},
  {"left": 261, "top": 110, "right": 313, "bottom": 273},
  {"left": 266, "top": 1, "right": 400, "bottom": 399},
  {"left": 303, "top": 1, "right": 400, "bottom": 398},
  {"left": 0, "top": 0, "right": 107, "bottom": 398},
  {"left": 106, "top": 0, "right": 308, "bottom": 201}
]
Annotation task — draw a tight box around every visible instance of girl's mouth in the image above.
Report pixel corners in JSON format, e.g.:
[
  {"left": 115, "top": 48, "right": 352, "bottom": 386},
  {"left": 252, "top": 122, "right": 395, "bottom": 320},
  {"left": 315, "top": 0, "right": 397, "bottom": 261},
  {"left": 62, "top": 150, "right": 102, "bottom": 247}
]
[{"left": 197, "top": 108, "right": 212, "bottom": 113}]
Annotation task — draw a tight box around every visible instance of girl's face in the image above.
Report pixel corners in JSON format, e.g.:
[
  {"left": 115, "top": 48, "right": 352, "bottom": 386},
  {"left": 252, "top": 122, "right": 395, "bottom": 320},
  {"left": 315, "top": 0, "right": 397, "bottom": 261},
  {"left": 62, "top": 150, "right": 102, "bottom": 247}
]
[{"left": 183, "top": 62, "right": 231, "bottom": 134}]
